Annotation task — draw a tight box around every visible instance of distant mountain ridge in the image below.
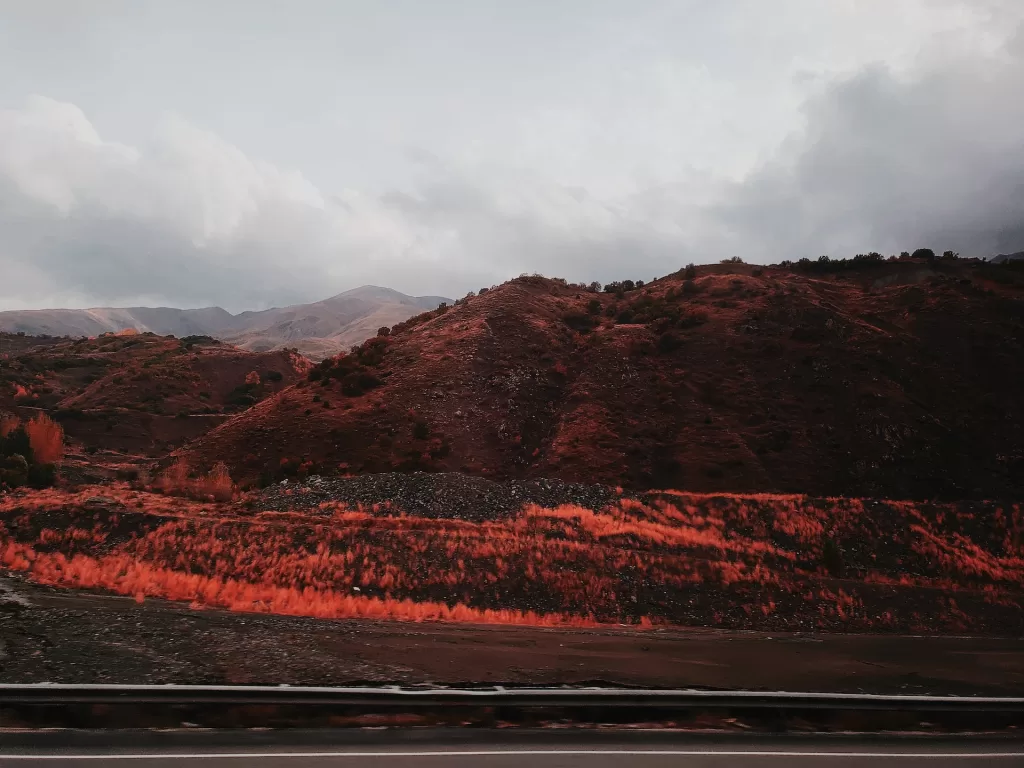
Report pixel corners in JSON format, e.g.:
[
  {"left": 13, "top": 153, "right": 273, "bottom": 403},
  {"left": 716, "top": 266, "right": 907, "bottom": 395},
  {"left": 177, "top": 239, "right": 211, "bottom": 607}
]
[{"left": 0, "top": 286, "right": 452, "bottom": 359}]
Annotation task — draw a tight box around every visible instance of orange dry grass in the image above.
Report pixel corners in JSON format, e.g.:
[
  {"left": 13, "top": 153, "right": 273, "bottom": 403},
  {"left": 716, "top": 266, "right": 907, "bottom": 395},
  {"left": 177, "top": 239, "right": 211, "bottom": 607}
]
[
  {"left": 158, "top": 460, "right": 233, "bottom": 502},
  {"left": 24, "top": 413, "right": 63, "bottom": 464},
  {"left": 0, "top": 542, "right": 596, "bottom": 627},
  {"left": 1, "top": 486, "right": 1021, "bottom": 632}
]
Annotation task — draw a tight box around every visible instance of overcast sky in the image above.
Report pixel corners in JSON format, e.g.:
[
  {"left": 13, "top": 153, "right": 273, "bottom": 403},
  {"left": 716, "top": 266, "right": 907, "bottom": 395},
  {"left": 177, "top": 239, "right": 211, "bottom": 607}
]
[{"left": 2, "top": 0, "right": 1024, "bottom": 312}]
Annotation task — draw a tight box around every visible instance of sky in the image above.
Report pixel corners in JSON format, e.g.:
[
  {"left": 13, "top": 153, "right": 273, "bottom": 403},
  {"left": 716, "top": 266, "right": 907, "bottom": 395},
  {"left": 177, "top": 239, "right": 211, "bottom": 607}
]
[{"left": 2, "top": 0, "right": 1024, "bottom": 312}]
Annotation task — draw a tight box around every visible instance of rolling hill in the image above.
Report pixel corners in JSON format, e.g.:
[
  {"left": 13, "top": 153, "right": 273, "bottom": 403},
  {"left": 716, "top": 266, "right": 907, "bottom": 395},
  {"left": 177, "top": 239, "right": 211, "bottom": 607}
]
[
  {"left": 219, "top": 286, "right": 450, "bottom": 358},
  {"left": 179, "top": 258, "right": 1024, "bottom": 500},
  {"left": 0, "top": 287, "right": 451, "bottom": 360},
  {"left": 0, "top": 331, "right": 307, "bottom": 455}
]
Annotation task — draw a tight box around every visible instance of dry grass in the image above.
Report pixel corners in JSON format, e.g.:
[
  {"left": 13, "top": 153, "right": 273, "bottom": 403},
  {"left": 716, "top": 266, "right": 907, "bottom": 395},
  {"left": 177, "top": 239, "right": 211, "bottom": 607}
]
[
  {"left": 1, "top": 485, "right": 1021, "bottom": 632},
  {"left": 157, "top": 459, "right": 234, "bottom": 502}
]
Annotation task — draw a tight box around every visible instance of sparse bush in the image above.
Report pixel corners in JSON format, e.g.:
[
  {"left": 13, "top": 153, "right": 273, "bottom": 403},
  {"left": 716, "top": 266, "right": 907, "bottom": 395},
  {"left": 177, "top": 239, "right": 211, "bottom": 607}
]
[
  {"left": 311, "top": 336, "right": 389, "bottom": 397},
  {"left": 791, "top": 253, "right": 887, "bottom": 274},
  {"left": 586, "top": 298, "right": 601, "bottom": 315},
  {"left": 340, "top": 371, "right": 383, "bottom": 396},
  {"left": 0, "top": 453, "right": 28, "bottom": 489},
  {"left": 226, "top": 383, "right": 258, "bottom": 408},
  {"left": 684, "top": 263, "right": 697, "bottom": 279},
  {"left": 656, "top": 330, "right": 682, "bottom": 353},
  {"left": 0, "top": 414, "right": 61, "bottom": 489},
  {"left": 603, "top": 279, "right": 637, "bottom": 295},
  {"left": 563, "top": 311, "right": 597, "bottom": 333},
  {"left": 678, "top": 308, "right": 709, "bottom": 328},
  {"left": 412, "top": 421, "right": 430, "bottom": 440},
  {"left": 263, "top": 370, "right": 283, "bottom": 383}
]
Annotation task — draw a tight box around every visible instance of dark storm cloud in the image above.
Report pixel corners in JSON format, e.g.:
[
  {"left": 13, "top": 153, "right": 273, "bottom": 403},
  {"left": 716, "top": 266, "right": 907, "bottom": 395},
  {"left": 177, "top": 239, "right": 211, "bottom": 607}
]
[{"left": 712, "top": 31, "right": 1024, "bottom": 260}]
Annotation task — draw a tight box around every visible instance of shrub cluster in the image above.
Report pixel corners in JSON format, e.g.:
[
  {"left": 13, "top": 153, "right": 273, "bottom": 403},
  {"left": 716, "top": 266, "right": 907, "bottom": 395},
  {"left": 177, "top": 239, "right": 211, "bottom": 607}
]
[
  {"left": 0, "top": 413, "right": 63, "bottom": 490},
  {"left": 308, "top": 336, "right": 390, "bottom": 396}
]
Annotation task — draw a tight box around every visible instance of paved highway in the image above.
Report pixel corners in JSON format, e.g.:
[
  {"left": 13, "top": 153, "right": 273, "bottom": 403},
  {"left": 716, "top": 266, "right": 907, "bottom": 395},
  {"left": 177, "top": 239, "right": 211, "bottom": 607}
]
[{"left": 1, "top": 738, "right": 1021, "bottom": 766}]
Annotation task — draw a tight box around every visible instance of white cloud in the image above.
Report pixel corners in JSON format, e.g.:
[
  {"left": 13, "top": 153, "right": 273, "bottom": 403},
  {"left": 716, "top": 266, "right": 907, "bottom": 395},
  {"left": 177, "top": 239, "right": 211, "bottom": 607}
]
[{"left": 2, "top": 2, "right": 1024, "bottom": 311}]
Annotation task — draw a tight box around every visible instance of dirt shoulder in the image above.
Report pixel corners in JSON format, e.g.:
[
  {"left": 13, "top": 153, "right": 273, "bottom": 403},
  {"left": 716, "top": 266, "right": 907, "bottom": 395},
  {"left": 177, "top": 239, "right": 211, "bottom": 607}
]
[{"left": 1, "top": 579, "right": 1021, "bottom": 696}]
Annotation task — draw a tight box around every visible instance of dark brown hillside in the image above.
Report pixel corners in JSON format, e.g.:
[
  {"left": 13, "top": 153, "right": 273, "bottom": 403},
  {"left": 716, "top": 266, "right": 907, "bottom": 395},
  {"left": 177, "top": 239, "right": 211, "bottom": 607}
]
[
  {"left": 180, "top": 260, "right": 1024, "bottom": 500},
  {"left": 1, "top": 332, "right": 309, "bottom": 454}
]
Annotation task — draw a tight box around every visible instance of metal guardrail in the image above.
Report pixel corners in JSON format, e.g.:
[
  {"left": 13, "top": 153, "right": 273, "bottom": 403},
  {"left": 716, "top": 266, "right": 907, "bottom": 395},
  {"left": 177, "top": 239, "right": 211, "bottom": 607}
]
[{"left": 1, "top": 684, "right": 1023, "bottom": 712}]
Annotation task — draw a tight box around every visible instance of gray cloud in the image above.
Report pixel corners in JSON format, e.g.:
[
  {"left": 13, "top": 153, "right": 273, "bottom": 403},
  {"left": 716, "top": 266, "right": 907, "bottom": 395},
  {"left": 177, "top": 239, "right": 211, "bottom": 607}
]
[
  {"left": 1, "top": 3, "right": 1024, "bottom": 311},
  {"left": 712, "top": 30, "right": 1024, "bottom": 261}
]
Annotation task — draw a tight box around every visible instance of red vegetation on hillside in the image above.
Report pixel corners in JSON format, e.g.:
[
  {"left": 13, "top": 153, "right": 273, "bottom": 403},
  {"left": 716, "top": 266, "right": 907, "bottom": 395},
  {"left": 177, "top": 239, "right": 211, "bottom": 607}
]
[
  {"left": 1, "top": 485, "right": 1020, "bottom": 632},
  {"left": 180, "top": 261, "right": 1024, "bottom": 501},
  {"left": 0, "top": 332, "right": 308, "bottom": 455},
  {"left": 24, "top": 413, "right": 64, "bottom": 465}
]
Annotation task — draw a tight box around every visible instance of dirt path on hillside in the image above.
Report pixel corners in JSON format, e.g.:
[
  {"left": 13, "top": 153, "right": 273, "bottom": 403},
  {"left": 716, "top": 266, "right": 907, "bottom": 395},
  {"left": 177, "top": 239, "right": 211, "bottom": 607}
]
[{"left": 1, "top": 579, "right": 1021, "bottom": 696}]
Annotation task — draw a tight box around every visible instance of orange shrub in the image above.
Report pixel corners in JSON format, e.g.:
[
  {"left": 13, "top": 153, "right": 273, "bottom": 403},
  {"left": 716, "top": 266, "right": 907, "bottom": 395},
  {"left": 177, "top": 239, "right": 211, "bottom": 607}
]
[
  {"left": 158, "top": 459, "right": 234, "bottom": 502},
  {"left": 196, "top": 461, "right": 234, "bottom": 502},
  {"left": 158, "top": 459, "right": 190, "bottom": 495},
  {"left": 24, "top": 413, "right": 64, "bottom": 465}
]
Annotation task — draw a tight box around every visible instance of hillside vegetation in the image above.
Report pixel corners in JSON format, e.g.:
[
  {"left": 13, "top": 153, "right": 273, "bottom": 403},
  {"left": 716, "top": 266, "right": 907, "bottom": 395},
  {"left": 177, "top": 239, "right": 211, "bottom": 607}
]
[{"left": 181, "top": 259, "right": 1024, "bottom": 501}]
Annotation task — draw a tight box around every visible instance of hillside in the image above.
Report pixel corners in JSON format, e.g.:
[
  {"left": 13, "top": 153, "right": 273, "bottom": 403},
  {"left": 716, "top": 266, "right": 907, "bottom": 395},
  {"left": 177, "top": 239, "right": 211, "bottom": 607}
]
[
  {"left": 1, "top": 332, "right": 307, "bottom": 455},
  {"left": 0, "top": 286, "right": 451, "bottom": 360},
  {"left": 180, "top": 259, "right": 1024, "bottom": 500}
]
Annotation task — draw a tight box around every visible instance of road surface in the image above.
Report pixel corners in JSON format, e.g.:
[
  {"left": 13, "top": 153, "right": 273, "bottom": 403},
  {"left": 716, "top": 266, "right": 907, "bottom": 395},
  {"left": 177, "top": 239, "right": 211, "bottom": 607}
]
[{"left": 1, "top": 736, "right": 1021, "bottom": 766}]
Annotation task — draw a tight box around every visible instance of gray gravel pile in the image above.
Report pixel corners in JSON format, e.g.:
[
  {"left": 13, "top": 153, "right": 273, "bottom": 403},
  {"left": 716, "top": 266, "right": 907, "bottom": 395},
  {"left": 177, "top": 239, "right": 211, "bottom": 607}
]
[{"left": 255, "top": 471, "right": 637, "bottom": 521}]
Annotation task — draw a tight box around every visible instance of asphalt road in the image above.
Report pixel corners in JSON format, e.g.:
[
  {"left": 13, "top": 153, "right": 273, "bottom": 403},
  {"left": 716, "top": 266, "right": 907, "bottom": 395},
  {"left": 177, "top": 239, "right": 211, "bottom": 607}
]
[{"left": 1, "top": 738, "right": 1022, "bottom": 767}]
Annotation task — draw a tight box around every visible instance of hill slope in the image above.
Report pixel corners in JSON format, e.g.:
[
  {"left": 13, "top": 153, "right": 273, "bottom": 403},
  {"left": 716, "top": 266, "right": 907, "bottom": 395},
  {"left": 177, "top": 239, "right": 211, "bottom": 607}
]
[
  {"left": 1, "top": 332, "right": 308, "bottom": 454},
  {"left": 179, "top": 260, "right": 1024, "bottom": 500}
]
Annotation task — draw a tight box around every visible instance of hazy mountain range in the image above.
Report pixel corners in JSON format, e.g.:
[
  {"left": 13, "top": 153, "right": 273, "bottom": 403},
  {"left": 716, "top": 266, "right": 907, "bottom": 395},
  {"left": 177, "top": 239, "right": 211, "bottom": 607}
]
[{"left": 0, "top": 286, "right": 451, "bottom": 360}]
